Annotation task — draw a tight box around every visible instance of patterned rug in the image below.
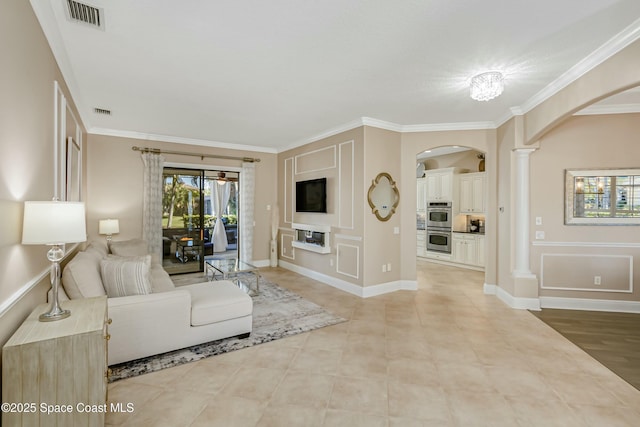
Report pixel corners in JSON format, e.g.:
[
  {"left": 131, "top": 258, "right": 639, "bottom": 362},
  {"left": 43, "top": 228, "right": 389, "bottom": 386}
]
[{"left": 108, "top": 274, "right": 346, "bottom": 382}]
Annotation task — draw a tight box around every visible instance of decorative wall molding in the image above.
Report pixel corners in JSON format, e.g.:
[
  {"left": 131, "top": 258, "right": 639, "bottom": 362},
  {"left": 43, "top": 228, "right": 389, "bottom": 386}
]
[
  {"left": 334, "top": 234, "right": 363, "bottom": 241},
  {"left": 280, "top": 233, "right": 295, "bottom": 260},
  {"left": 540, "top": 253, "right": 633, "bottom": 293},
  {"left": 294, "top": 145, "right": 336, "bottom": 174},
  {"left": 533, "top": 241, "right": 640, "bottom": 248},
  {"left": 284, "top": 157, "right": 293, "bottom": 224},
  {"left": 540, "top": 296, "right": 640, "bottom": 314},
  {"left": 336, "top": 243, "right": 359, "bottom": 279},
  {"left": 338, "top": 140, "right": 355, "bottom": 229}
]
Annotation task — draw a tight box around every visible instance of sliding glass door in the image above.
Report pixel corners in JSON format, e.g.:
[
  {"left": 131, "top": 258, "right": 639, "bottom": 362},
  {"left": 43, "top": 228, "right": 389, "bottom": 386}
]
[{"left": 162, "top": 167, "right": 239, "bottom": 275}]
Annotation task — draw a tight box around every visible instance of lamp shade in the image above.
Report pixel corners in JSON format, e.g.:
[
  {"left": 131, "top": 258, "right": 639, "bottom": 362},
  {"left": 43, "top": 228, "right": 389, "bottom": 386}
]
[
  {"left": 99, "top": 219, "right": 120, "bottom": 235},
  {"left": 22, "top": 201, "right": 87, "bottom": 245}
]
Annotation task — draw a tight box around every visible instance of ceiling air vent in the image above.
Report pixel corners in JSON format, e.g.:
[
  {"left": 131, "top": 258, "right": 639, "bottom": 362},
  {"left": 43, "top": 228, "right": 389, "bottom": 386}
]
[
  {"left": 65, "top": 0, "right": 104, "bottom": 30},
  {"left": 93, "top": 108, "right": 111, "bottom": 116}
]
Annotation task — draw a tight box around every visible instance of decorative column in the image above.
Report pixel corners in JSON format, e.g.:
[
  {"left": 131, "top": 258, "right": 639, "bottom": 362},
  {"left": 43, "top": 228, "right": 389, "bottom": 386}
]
[
  {"left": 513, "top": 148, "right": 536, "bottom": 276},
  {"left": 510, "top": 147, "right": 540, "bottom": 309}
]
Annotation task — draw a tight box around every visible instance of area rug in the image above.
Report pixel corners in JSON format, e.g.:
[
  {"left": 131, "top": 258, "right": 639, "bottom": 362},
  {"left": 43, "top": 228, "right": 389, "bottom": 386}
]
[{"left": 108, "top": 275, "right": 346, "bottom": 382}]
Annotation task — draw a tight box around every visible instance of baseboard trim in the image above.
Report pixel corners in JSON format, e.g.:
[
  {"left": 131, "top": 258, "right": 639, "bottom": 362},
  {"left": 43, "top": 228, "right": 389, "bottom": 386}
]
[
  {"left": 483, "top": 283, "right": 496, "bottom": 295},
  {"left": 493, "top": 286, "right": 541, "bottom": 311},
  {"left": 252, "top": 259, "right": 270, "bottom": 268},
  {"left": 278, "top": 260, "right": 417, "bottom": 298},
  {"left": 540, "top": 296, "right": 640, "bottom": 313}
]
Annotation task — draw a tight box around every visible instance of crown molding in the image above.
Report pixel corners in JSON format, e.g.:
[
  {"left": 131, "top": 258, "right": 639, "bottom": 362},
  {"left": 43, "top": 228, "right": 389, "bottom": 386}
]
[
  {"left": 89, "top": 127, "right": 278, "bottom": 154},
  {"left": 574, "top": 103, "right": 640, "bottom": 116},
  {"left": 517, "top": 17, "right": 640, "bottom": 115},
  {"left": 401, "top": 121, "right": 496, "bottom": 132}
]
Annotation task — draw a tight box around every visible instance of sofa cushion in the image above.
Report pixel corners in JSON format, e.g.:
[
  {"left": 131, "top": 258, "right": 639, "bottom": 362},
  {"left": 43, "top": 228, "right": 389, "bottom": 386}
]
[
  {"left": 149, "top": 264, "right": 176, "bottom": 293},
  {"left": 62, "top": 251, "right": 106, "bottom": 299},
  {"left": 184, "top": 281, "right": 253, "bottom": 326},
  {"left": 101, "top": 255, "right": 152, "bottom": 298},
  {"left": 85, "top": 240, "right": 109, "bottom": 258},
  {"left": 110, "top": 238, "right": 149, "bottom": 257}
]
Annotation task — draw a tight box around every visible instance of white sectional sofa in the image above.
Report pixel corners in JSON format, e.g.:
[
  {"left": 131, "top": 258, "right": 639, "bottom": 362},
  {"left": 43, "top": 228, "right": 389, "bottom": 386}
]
[{"left": 60, "top": 239, "right": 253, "bottom": 365}]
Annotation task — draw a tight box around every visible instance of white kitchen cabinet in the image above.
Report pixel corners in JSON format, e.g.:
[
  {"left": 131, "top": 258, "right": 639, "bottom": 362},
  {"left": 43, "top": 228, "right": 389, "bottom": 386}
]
[
  {"left": 425, "top": 168, "right": 463, "bottom": 202},
  {"left": 458, "top": 172, "right": 486, "bottom": 213},
  {"left": 476, "top": 235, "right": 486, "bottom": 267},
  {"left": 417, "top": 230, "right": 426, "bottom": 257},
  {"left": 417, "top": 178, "right": 427, "bottom": 212},
  {"left": 452, "top": 232, "right": 485, "bottom": 267}
]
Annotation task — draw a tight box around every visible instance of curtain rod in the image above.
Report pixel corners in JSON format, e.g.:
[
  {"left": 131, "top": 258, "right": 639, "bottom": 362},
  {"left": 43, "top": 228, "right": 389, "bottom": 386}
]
[{"left": 131, "top": 146, "right": 261, "bottom": 163}]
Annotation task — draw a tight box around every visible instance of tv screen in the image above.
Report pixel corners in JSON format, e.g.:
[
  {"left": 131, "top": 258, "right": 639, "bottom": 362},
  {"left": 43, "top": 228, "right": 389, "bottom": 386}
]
[{"left": 296, "top": 178, "right": 327, "bottom": 213}]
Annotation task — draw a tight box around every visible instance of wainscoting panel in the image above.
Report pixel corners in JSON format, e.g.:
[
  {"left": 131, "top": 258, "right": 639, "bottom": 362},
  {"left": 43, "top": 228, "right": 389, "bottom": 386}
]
[
  {"left": 284, "top": 157, "right": 293, "bottom": 224},
  {"left": 338, "top": 140, "right": 354, "bottom": 229},
  {"left": 295, "top": 146, "right": 336, "bottom": 174},
  {"left": 280, "top": 233, "right": 295, "bottom": 260},
  {"left": 336, "top": 243, "right": 359, "bottom": 279},
  {"left": 540, "top": 254, "right": 633, "bottom": 293}
]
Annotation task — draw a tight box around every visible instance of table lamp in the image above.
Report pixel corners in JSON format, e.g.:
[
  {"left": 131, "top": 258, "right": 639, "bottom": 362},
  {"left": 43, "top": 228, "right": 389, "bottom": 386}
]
[
  {"left": 99, "top": 218, "right": 119, "bottom": 243},
  {"left": 22, "top": 200, "right": 87, "bottom": 321}
]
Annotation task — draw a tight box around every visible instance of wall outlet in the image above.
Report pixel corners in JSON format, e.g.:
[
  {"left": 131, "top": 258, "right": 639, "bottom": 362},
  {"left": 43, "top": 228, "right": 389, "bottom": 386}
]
[
  {"left": 329, "top": 259, "right": 334, "bottom": 267},
  {"left": 535, "top": 231, "right": 545, "bottom": 240},
  {"left": 382, "top": 264, "right": 387, "bottom": 273},
  {"left": 387, "top": 263, "right": 392, "bottom": 271},
  {"left": 393, "top": 227, "right": 400, "bottom": 234},
  {"left": 594, "top": 276, "right": 601, "bottom": 285}
]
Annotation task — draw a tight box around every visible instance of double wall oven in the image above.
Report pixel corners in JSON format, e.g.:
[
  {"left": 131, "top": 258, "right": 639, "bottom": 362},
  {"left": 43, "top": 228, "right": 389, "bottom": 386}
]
[{"left": 426, "top": 202, "right": 452, "bottom": 253}]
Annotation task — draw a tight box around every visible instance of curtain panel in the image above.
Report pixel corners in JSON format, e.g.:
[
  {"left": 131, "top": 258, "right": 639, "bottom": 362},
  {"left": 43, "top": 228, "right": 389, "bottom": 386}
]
[
  {"left": 141, "top": 152, "right": 165, "bottom": 262},
  {"left": 240, "top": 162, "right": 255, "bottom": 263}
]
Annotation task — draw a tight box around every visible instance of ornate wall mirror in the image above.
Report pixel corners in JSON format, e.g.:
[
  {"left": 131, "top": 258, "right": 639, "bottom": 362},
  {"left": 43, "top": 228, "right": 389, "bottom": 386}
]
[
  {"left": 367, "top": 172, "right": 400, "bottom": 222},
  {"left": 565, "top": 168, "right": 640, "bottom": 225}
]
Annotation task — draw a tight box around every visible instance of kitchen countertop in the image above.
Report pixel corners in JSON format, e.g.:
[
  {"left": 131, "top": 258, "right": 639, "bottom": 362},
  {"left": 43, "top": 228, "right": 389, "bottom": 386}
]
[{"left": 453, "top": 231, "right": 485, "bottom": 235}]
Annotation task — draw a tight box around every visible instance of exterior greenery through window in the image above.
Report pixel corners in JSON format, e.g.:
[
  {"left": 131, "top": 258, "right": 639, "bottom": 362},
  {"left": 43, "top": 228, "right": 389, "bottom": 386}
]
[
  {"left": 565, "top": 169, "right": 640, "bottom": 225},
  {"left": 162, "top": 174, "right": 237, "bottom": 229}
]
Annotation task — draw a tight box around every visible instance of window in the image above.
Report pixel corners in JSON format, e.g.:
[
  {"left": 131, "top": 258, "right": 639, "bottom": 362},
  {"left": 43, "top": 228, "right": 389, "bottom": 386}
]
[{"left": 565, "top": 169, "right": 640, "bottom": 225}]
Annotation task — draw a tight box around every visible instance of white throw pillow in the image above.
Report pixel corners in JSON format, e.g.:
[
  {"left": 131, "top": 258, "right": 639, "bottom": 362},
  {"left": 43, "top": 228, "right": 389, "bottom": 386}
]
[
  {"left": 100, "top": 255, "right": 152, "bottom": 298},
  {"left": 109, "top": 238, "right": 149, "bottom": 257}
]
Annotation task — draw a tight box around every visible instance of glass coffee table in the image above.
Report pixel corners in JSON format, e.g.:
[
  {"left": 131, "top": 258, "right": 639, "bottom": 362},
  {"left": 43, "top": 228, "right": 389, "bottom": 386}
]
[{"left": 205, "top": 259, "right": 260, "bottom": 295}]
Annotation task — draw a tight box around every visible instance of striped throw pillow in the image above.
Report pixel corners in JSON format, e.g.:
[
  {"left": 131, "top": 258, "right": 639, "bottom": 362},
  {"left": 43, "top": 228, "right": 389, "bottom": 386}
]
[{"left": 100, "top": 255, "right": 152, "bottom": 297}]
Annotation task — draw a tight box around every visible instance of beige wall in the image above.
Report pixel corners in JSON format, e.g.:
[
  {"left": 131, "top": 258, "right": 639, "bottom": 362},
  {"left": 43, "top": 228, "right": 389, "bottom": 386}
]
[
  {"left": 0, "top": 1, "right": 86, "bottom": 347},
  {"left": 278, "top": 128, "right": 366, "bottom": 286},
  {"left": 496, "top": 118, "right": 516, "bottom": 295},
  {"left": 362, "top": 126, "right": 402, "bottom": 286},
  {"left": 86, "top": 134, "right": 277, "bottom": 263},
  {"left": 530, "top": 113, "right": 640, "bottom": 301}
]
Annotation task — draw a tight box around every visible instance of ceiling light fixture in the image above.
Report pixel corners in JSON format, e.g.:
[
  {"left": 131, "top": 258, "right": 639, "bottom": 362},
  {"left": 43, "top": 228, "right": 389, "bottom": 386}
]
[{"left": 470, "top": 71, "right": 504, "bottom": 101}]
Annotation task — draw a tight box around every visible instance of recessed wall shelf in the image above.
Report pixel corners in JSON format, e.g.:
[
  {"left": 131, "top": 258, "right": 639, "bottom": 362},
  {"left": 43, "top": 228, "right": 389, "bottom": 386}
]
[{"left": 292, "top": 223, "right": 331, "bottom": 254}]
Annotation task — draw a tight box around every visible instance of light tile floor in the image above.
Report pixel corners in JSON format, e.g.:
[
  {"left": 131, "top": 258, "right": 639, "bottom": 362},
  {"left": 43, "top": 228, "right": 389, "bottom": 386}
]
[{"left": 106, "top": 260, "right": 640, "bottom": 426}]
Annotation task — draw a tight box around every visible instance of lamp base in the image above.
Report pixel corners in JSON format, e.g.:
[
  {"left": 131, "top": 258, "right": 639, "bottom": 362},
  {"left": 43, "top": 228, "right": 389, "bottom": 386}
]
[{"left": 39, "top": 308, "right": 71, "bottom": 322}]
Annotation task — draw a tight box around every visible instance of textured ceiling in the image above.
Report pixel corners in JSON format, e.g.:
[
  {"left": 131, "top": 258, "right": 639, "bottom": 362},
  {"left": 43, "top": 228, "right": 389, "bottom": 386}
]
[{"left": 31, "top": 1, "right": 640, "bottom": 152}]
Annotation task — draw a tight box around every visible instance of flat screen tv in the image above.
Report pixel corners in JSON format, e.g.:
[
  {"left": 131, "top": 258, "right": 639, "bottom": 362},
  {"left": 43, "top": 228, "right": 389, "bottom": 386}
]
[{"left": 296, "top": 178, "right": 327, "bottom": 213}]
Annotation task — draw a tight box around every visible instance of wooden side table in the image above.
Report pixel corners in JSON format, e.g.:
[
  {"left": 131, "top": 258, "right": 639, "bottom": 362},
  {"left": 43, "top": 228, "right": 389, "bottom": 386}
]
[{"left": 2, "top": 296, "right": 109, "bottom": 426}]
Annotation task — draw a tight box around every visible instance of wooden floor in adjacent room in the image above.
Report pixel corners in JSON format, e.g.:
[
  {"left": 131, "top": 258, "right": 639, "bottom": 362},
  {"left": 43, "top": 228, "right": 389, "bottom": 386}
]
[{"left": 531, "top": 309, "right": 640, "bottom": 391}]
